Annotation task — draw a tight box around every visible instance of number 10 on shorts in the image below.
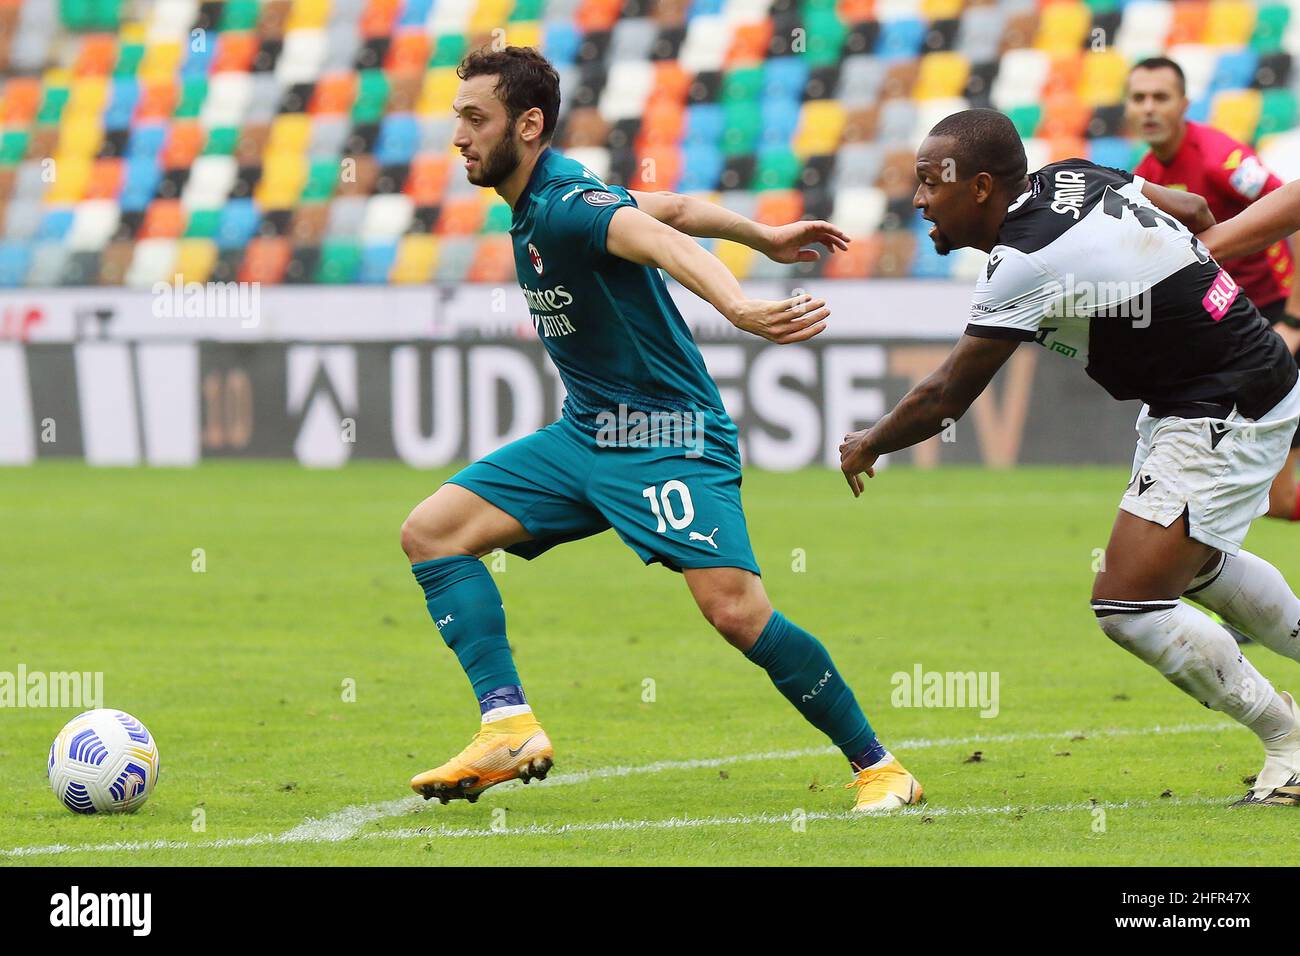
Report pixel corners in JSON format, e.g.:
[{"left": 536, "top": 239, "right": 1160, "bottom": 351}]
[{"left": 642, "top": 481, "right": 695, "bottom": 533}]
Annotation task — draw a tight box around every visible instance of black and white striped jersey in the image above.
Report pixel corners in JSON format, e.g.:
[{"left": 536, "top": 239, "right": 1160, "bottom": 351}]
[{"left": 964, "top": 159, "right": 1298, "bottom": 420}]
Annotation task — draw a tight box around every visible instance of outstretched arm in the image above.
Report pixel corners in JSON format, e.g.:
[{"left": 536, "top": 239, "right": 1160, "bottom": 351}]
[
  {"left": 1197, "top": 180, "right": 1300, "bottom": 261},
  {"left": 630, "top": 189, "right": 849, "bottom": 263},
  {"left": 605, "top": 205, "right": 829, "bottom": 344},
  {"left": 839, "top": 335, "right": 1021, "bottom": 496}
]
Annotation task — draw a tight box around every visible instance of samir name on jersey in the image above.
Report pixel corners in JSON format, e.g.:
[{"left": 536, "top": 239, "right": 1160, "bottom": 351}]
[{"left": 965, "top": 159, "right": 1298, "bottom": 421}]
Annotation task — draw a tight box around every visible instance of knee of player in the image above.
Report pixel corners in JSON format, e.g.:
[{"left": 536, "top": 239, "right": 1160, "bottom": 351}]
[
  {"left": 1090, "top": 600, "right": 1178, "bottom": 655},
  {"left": 1093, "top": 608, "right": 1134, "bottom": 647},
  {"left": 400, "top": 510, "right": 450, "bottom": 561},
  {"left": 700, "top": 595, "right": 768, "bottom": 646}
]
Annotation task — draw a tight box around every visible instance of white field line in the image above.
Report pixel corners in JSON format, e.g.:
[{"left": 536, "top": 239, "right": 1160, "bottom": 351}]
[
  {"left": 0, "top": 796, "right": 1231, "bottom": 859},
  {"left": 376, "top": 796, "right": 1230, "bottom": 841},
  {"left": 0, "top": 720, "right": 1234, "bottom": 859}
]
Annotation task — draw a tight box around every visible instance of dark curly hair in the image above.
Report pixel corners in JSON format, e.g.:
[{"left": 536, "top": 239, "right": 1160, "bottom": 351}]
[{"left": 457, "top": 46, "right": 561, "bottom": 141}]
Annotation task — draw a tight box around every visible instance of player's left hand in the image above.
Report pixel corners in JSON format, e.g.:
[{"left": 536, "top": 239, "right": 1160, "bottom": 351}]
[
  {"left": 839, "top": 430, "right": 877, "bottom": 497},
  {"left": 761, "top": 220, "right": 850, "bottom": 264}
]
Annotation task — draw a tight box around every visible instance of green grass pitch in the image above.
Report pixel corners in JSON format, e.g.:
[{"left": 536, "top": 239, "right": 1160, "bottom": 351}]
[{"left": 3, "top": 461, "right": 1298, "bottom": 866}]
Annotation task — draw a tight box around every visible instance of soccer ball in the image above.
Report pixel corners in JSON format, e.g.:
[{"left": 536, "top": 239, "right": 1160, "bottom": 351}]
[{"left": 47, "top": 710, "right": 160, "bottom": 814}]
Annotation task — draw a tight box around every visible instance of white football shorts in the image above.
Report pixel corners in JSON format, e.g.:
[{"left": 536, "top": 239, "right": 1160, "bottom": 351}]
[{"left": 1120, "top": 376, "right": 1300, "bottom": 554}]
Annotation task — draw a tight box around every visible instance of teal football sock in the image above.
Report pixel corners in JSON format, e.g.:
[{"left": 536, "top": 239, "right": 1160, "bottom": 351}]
[
  {"left": 412, "top": 556, "right": 520, "bottom": 699},
  {"left": 745, "top": 610, "right": 879, "bottom": 761}
]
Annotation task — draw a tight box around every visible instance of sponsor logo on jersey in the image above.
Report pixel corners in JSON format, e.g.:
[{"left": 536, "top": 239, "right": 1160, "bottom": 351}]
[
  {"left": 1033, "top": 326, "right": 1080, "bottom": 359},
  {"left": 1050, "top": 169, "right": 1088, "bottom": 220},
  {"left": 582, "top": 190, "right": 620, "bottom": 207},
  {"left": 528, "top": 243, "right": 543, "bottom": 274},
  {"left": 1228, "top": 155, "right": 1268, "bottom": 200},
  {"left": 522, "top": 284, "right": 578, "bottom": 338},
  {"left": 522, "top": 284, "right": 574, "bottom": 313},
  {"left": 1202, "top": 268, "right": 1240, "bottom": 321}
]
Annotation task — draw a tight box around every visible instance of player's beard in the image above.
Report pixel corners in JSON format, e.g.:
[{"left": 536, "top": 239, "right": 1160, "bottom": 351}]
[
  {"left": 930, "top": 226, "right": 952, "bottom": 256},
  {"left": 469, "top": 133, "right": 522, "bottom": 188}
]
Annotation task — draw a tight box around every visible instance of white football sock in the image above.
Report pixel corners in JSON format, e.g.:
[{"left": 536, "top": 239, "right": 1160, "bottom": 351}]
[
  {"left": 1093, "top": 599, "right": 1295, "bottom": 743},
  {"left": 1185, "top": 551, "right": 1300, "bottom": 663}
]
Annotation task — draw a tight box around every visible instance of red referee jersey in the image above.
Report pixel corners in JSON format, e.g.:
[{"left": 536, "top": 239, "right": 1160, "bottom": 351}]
[{"left": 1134, "top": 120, "right": 1294, "bottom": 310}]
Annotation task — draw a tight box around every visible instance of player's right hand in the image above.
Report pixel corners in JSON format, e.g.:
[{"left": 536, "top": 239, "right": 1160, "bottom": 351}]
[
  {"left": 728, "top": 294, "right": 829, "bottom": 344},
  {"left": 840, "top": 429, "right": 877, "bottom": 497}
]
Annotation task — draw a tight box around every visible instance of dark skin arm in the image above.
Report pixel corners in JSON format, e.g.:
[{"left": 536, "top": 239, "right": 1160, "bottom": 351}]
[
  {"left": 1140, "top": 181, "right": 1216, "bottom": 234},
  {"left": 839, "top": 335, "right": 1022, "bottom": 495}
]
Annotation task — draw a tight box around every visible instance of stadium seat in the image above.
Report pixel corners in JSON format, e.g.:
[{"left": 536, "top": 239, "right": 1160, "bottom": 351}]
[
  {"left": 991, "top": 48, "right": 1048, "bottom": 108},
  {"left": 1039, "top": 92, "right": 1091, "bottom": 139},
  {"left": 174, "top": 237, "right": 216, "bottom": 283},
  {"left": 0, "top": 241, "right": 32, "bottom": 286},
  {"left": 1035, "top": 2, "right": 1090, "bottom": 56},
  {"left": 822, "top": 232, "right": 878, "bottom": 277},
  {"left": 638, "top": 99, "right": 685, "bottom": 148},
  {"left": 314, "top": 238, "right": 361, "bottom": 283},
  {"left": 238, "top": 236, "right": 291, "bottom": 283},
  {"left": 1211, "top": 49, "right": 1259, "bottom": 95},
  {"left": 124, "top": 236, "right": 177, "bottom": 287},
  {"left": 957, "top": 5, "right": 1006, "bottom": 64},
  {"left": 1088, "top": 136, "right": 1133, "bottom": 170},
  {"left": 678, "top": 142, "right": 724, "bottom": 191},
  {"left": 216, "top": 198, "right": 260, "bottom": 249},
  {"left": 1207, "top": 1, "right": 1257, "bottom": 49},
  {"left": 631, "top": 144, "right": 682, "bottom": 189},
  {"left": 837, "top": 55, "right": 888, "bottom": 106},
  {"left": 1257, "top": 87, "right": 1297, "bottom": 137},
  {"left": 357, "top": 240, "right": 397, "bottom": 283},
  {"left": 1251, "top": 4, "right": 1290, "bottom": 54},
  {"left": 66, "top": 199, "right": 119, "bottom": 252},
  {"left": 466, "top": 235, "right": 514, "bottom": 282},
  {"left": 1210, "top": 87, "right": 1262, "bottom": 143},
  {"left": 391, "top": 233, "right": 438, "bottom": 283},
  {"left": 914, "top": 52, "right": 969, "bottom": 100},
  {"left": 139, "top": 199, "right": 185, "bottom": 239}
]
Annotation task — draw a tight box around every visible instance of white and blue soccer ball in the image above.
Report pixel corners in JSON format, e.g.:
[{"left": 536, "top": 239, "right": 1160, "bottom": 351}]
[{"left": 47, "top": 710, "right": 160, "bottom": 814}]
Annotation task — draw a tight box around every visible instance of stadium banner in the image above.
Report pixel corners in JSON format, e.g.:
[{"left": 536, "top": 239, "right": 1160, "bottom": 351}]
[{"left": 0, "top": 283, "right": 1140, "bottom": 468}]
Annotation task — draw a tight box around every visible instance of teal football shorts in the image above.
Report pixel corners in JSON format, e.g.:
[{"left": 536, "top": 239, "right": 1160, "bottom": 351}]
[{"left": 446, "top": 413, "right": 760, "bottom": 575}]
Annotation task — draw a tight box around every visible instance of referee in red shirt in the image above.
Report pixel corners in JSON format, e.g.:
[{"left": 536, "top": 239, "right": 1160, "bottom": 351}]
[{"left": 1128, "top": 56, "right": 1300, "bottom": 521}]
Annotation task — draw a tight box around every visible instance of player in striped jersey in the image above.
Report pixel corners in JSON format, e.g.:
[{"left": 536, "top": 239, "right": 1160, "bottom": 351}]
[{"left": 840, "top": 109, "right": 1300, "bottom": 806}]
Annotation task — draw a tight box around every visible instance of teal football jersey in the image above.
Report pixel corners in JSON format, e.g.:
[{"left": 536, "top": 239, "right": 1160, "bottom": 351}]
[{"left": 509, "top": 148, "right": 735, "bottom": 445}]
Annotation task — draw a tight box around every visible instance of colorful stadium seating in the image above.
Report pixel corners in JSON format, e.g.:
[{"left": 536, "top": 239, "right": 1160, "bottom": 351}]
[{"left": 0, "top": 0, "right": 1297, "bottom": 286}]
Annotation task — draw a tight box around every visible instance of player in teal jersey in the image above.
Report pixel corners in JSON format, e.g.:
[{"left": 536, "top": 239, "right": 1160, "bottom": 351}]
[{"left": 400, "top": 46, "right": 922, "bottom": 813}]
